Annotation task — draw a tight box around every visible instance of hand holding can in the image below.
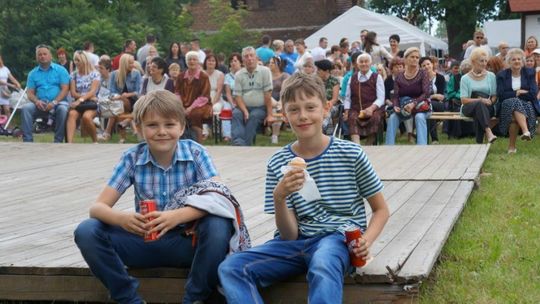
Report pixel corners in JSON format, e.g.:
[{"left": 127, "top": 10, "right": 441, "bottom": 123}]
[
  {"left": 345, "top": 226, "right": 366, "bottom": 267},
  {"left": 139, "top": 200, "right": 159, "bottom": 242}
]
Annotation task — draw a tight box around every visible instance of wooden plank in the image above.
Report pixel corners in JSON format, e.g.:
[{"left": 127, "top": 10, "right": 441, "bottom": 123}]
[
  {"left": 0, "top": 273, "right": 417, "bottom": 304},
  {"left": 357, "top": 181, "right": 459, "bottom": 282},
  {"left": 397, "top": 181, "right": 474, "bottom": 282}
]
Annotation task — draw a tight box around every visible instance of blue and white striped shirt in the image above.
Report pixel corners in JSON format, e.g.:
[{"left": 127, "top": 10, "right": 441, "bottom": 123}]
[
  {"left": 264, "top": 137, "right": 383, "bottom": 237},
  {"left": 108, "top": 140, "right": 218, "bottom": 211}
]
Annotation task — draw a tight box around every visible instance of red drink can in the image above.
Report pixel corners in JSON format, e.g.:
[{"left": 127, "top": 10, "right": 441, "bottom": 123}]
[
  {"left": 345, "top": 226, "right": 366, "bottom": 267},
  {"left": 139, "top": 200, "right": 158, "bottom": 242}
]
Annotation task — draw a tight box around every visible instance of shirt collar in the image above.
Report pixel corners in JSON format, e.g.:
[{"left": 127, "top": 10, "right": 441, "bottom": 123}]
[
  {"left": 358, "top": 70, "right": 373, "bottom": 79},
  {"left": 184, "top": 68, "right": 201, "bottom": 80},
  {"left": 136, "top": 141, "right": 194, "bottom": 168}
]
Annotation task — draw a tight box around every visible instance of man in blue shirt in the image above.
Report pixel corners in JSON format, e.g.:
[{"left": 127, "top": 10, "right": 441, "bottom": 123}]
[
  {"left": 280, "top": 39, "right": 298, "bottom": 75},
  {"left": 21, "top": 44, "right": 70, "bottom": 142},
  {"left": 255, "top": 35, "right": 274, "bottom": 65}
]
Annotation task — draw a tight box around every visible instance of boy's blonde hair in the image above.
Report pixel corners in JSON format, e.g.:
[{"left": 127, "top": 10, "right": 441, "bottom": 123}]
[
  {"left": 133, "top": 90, "right": 186, "bottom": 127},
  {"left": 280, "top": 72, "right": 326, "bottom": 107}
]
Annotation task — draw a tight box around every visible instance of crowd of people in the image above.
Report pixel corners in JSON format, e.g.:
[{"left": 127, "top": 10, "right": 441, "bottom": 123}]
[{"left": 1, "top": 31, "right": 539, "bottom": 152}]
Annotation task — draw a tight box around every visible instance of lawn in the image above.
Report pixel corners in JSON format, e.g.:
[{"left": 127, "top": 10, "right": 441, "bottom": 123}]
[{"left": 1, "top": 121, "right": 538, "bottom": 303}]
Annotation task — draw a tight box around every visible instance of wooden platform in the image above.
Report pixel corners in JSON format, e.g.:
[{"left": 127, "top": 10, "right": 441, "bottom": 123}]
[{"left": 0, "top": 143, "right": 490, "bottom": 303}]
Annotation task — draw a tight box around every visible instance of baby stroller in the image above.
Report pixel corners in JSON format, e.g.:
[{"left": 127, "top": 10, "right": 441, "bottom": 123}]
[{"left": 0, "top": 87, "right": 28, "bottom": 137}]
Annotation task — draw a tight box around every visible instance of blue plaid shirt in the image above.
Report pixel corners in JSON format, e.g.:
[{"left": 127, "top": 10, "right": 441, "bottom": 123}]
[{"left": 108, "top": 140, "right": 218, "bottom": 211}]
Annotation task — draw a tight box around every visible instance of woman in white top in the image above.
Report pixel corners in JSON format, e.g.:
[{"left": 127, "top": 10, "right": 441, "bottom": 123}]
[
  {"left": 0, "top": 55, "right": 21, "bottom": 118},
  {"left": 204, "top": 54, "right": 230, "bottom": 141},
  {"left": 363, "top": 31, "right": 393, "bottom": 66},
  {"left": 66, "top": 51, "right": 101, "bottom": 143}
]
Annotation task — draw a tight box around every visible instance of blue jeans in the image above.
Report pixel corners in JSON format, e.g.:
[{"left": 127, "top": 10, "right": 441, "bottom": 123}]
[
  {"left": 21, "top": 101, "right": 68, "bottom": 142},
  {"left": 231, "top": 106, "right": 266, "bottom": 146},
  {"left": 218, "top": 232, "right": 351, "bottom": 304},
  {"left": 74, "top": 215, "right": 233, "bottom": 304},
  {"left": 385, "top": 111, "right": 430, "bottom": 145}
]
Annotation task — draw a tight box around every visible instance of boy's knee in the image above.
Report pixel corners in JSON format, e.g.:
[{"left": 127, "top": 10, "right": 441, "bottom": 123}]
[
  {"left": 308, "top": 257, "right": 345, "bottom": 280},
  {"left": 74, "top": 218, "right": 104, "bottom": 246},
  {"left": 197, "top": 215, "right": 233, "bottom": 241}
]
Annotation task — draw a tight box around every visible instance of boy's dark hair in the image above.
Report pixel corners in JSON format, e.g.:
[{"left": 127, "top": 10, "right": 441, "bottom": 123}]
[
  {"left": 151, "top": 56, "right": 168, "bottom": 75},
  {"left": 280, "top": 73, "right": 326, "bottom": 107},
  {"left": 262, "top": 35, "right": 271, "bottom": 45},
  {"left": 133, "top": 90, "right": 186, "bottom": 127},
  {"left": 146, "top": 34, "right": 156, "bottom": 43}
]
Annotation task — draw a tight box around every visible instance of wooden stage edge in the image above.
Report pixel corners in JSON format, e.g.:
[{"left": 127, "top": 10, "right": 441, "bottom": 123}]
[{"left": 0, "top": 143, "right": 490, "bottom": 303}]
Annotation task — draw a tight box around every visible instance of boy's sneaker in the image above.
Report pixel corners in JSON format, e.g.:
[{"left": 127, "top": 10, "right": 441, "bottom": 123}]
[{"left": 271, "top": 135, "right": 278, "bottom": 144}]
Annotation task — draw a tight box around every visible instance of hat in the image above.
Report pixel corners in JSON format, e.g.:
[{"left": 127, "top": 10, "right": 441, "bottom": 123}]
[
  {"left": 532, "top": 48, "right": 540, "bottom": 55},
  {"left": 314, "top": 59, "right": 333, "bottom": 72}
]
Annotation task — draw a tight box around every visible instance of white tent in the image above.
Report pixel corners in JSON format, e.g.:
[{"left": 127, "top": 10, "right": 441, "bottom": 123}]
[
  {"left": 305, "top": 6, "right": 448, "bottom": 56},
  {"left": 484, "top": 19, "right": 521, "bottom": 49}
]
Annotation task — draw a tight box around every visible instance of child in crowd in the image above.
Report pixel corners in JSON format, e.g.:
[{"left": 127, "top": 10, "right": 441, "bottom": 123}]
[
  {"left": 74, "top": 90, "right": 233, "bottom": 304},
  {"left": 218, "top": 73, "right": 389, "bottom": 303}
]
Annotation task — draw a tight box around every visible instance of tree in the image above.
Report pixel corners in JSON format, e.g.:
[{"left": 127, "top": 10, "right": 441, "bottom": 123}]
[
  {"left": 201, "top": 0, "right": 259, "bottom": 56},
  {"left": 368, "top": 0, "right": 513, "bottom": 58}
]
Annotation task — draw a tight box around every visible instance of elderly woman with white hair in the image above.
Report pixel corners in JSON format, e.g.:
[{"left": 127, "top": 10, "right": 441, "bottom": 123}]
[
  {"left": 175, "top": 50, "right": 212, "bottom": 143},
  {"left": 459, "top": 48, "right": 498, "bottom": 144},
  {"left": 344, "top": 53, "right": 385, "bottom": 145},
  {"left": 496, "top": 48, "right": 538, "bottom": 153},
  {"left": 385, "top": 47, "right": 431, "bottom": 145}
]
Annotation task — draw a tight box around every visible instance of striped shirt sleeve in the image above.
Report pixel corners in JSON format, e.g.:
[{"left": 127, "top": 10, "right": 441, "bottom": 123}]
[{"left": 354, "top": 149, "right": 383, "bottom": 199}]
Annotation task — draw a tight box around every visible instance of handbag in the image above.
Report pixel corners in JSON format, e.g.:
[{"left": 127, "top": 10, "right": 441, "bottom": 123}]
[
  {"left": 75, "top": 100, "right": 98, "bottom": 112},
  {"left": 98, "top": 98, "right": 124, "bottom": 118}
]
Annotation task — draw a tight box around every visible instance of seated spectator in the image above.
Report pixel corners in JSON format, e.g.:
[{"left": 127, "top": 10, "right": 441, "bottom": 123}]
[
  {"left": 315, "top": 59, "right": 340, "bottom": 135},
  {"left": 419, "top": 56, "right": 446, "bottom": 144},
  {"left": 272, "top": 39, "right": 284, "bottom": 57},
  {"left": 388, "top": 34, "right": 404, "bottom": 59},
  {"left": 21, "top": 44, "right": 70, "bottom": 143},
  {"left": 142, "top": 46, "right": 158, "bottom": 77},
  {"left": 223, "top": 53, "right": 242, "bottom": 133},
  {"left": 102, "top": 53, "right": 142, "bottom": 143},
  {"left": 165, "top": 42, "right": 187, "bottom": 71},
  {"left": 344, "top": 53, "right": 385, "bottom": 145},
  {"left": 140, "top": 57, "right": 174, "bottom": 96},
  {"left": 524, "top": 36, "right": 538, "bottom": 57},
  {"left": 280, "top": 39, "right": 298, "bottom": 75},
  {"left": 256, "top": 35, "right": 275, "bottom": 65},
  {"left": 301, "top": 57, "right": 317, "bottom": 75},
  {"left": 0, "top": 54, "right": 21, "bottom": 118},
  {"left": 175, "top": 51, "right": 212, "bottom": 143},
  {"left": 327, "top": 45, "right": 341, "bottom": 63},
  {"left": 268, "top": 56, "right": 289, "bottom": 144},
  {"left": 204, "top": 54, "right": 229, "bottom": 141},
  {"left": 446, "top": 60, "right": 465, "bottom": 138},
  {"left": 460, "top": 48, "right": 498, "bottom": 144},
  {"left": 56, "top": 47, "right": 73, "bottom": 74},
  {"left": 231, "top": 47, "right": 273, "bottom": 146},
  {"left": 168, "top": 63, "right": 181, "bottom": 87},
  {"left": 293, "top": 39, "right": 313, "bottom": 73},
  {"left": 496, "top": 48, "right": 538, "bottom": 153},
  {"left": 311, "top": 37, "right": 328, "bottom": 62},
  {"left": 385, "top": 57, "right": 414, "bottom": 143},
  {"left": 385, "top": 47, "right": 431, "bottom": 145},
  {"left": 66, "top": 51, "right": 101, "bottom": 143},
  {"left": 525, "top": 54, "right": 536, "bottom": 69}
]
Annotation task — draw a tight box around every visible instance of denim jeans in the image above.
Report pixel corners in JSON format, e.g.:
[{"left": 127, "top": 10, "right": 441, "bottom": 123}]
[
  {"left": 21, "top": 101, "right": 68, "bottom": 142},
  {"left": 74, "top": 215, "right": 233, "bottom": 304},
  {"left": 218, "top": 232, "right": 351, "bottom": 304},
  {"left": 231, "top": 106, "right": 266, "bottom": 146},
  {"left": 385, "top": 111, "right": 430, "bottom": 145}
]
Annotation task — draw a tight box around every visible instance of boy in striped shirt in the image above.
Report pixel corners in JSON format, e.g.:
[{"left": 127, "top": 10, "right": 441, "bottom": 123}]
[{"left": 219, "top": 73, "right": 389, "bottom": 303}]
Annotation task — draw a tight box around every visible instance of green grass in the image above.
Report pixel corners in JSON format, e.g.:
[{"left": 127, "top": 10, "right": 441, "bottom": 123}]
[
  {"left": 1, "top": 121, "right": 539, "bottom": 303},
  {"left": 420, "top": 138, "right": 540, "bottom": 303}
]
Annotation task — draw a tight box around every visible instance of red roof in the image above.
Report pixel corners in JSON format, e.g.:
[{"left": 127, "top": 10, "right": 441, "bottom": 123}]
[{"left": 509, "top": 0, "right": 540, "bottom": 12}]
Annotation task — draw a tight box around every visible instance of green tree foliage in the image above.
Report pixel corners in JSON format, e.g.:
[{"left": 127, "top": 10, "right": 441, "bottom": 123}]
[
  {"left": 201, "top": 0, "right": 260, "bottom": 56},
  {"left": 368, "top": 0, "right": 514, "bottom": 58},
  {"left": 0, "top": 0, "right": 192, "bottom": 81}
]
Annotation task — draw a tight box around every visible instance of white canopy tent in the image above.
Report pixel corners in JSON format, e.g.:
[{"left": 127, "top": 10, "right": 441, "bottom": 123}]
[{"left": 305, "top": 6, "right": 448, "bottom": 56}]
